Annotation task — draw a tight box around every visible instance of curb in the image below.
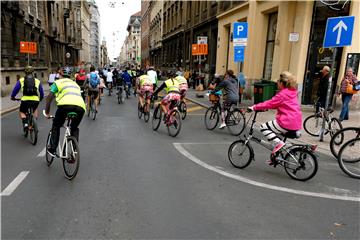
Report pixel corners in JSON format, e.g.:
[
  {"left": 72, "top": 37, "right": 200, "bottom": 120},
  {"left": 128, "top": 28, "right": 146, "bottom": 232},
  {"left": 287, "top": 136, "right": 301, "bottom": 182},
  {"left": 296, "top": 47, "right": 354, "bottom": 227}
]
[
  {"left": 185, "top": 96, "right": 210, "bottom": 109},
  {"left": 0, "top": 105, "right": 20, "bottom": 116}
]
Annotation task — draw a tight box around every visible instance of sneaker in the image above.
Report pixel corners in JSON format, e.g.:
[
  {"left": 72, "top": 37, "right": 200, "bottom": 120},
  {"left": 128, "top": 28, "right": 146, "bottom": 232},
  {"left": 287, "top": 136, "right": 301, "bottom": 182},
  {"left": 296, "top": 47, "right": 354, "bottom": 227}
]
[
  {"left": 271, "top": 142, "right": 285, "bottom": 154},
  {"left": 219, "top": 122, "right": 226, "bottom": 129}
]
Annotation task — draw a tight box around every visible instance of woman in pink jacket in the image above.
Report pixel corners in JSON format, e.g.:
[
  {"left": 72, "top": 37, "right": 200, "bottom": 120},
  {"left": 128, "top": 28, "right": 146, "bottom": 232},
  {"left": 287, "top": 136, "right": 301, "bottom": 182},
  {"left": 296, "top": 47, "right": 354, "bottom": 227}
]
[{"left": 249, "top": 71, "right": 302, "bottom": 155}]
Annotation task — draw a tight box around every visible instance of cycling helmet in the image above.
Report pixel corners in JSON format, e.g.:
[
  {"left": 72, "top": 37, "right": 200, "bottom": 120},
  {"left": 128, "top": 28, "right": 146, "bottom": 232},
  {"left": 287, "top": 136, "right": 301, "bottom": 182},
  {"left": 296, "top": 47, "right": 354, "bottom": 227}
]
[{"left": 24, "top": 66, "right": 34, "bottom": 74}]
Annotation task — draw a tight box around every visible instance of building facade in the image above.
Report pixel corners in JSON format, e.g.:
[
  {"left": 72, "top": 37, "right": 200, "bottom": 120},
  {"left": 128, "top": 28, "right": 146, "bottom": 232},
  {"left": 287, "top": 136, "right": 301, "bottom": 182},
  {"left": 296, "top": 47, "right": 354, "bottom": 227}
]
[
  {"left": 89, "top": 0, "right": 100, "bottom": 67},
  {"left": 100, "top": 39, "right": 109, "bottom": 67},
  {"left": 149, "top": 0, "right": 163, "bottom": 68},
  {"left": 79, "top": 0, "right": 91, "bottom": 66},
  {"left": 215, "top": 0, "right": 360, "bottom": 108},
  {"left": 1, "top": 0, "right": 83, "bottom": 96},
  {"left": 126, "top": 12, "right": 141, "bottom": 68},
  {"left": 141, "top": 1, "right": 150, "bottom": 68}
]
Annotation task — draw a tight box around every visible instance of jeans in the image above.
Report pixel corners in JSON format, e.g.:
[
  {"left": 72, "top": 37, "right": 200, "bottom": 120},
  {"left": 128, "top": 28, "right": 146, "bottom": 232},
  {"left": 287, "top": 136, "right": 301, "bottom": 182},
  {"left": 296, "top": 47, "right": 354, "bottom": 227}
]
[{"left": 339, "top": 94, "right": 352, "bottom": 121}]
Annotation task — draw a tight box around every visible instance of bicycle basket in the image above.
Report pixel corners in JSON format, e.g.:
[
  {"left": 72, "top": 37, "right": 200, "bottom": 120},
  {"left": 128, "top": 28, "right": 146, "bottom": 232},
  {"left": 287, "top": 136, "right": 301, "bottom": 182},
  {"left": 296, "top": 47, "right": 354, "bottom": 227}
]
[{"left": 209, "top": 94, "right": 219, "bottom": 103}]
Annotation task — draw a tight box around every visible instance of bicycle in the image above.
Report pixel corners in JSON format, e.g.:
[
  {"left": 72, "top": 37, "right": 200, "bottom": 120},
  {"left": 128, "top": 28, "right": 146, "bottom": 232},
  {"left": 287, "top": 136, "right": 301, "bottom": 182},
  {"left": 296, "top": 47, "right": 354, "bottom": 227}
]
[
  {"left": 116, "top": 84, "right": 125, "bottom": 104},
  {"left": 124, "top": 84, "right": 131, "bottom": 99},
  {"left": 228, "top": 109, "right": 318, "bottom": 181},
  {"left": 329, "top": 127, "right": 360, "bottom": 159},
  {"left": 152, "top": 98, "right": 182, "bottom": 137},
  {"left": 138, "top": 91, "right": 151, "bottom": 123},
  {"left": 204, "top": 91, "right": 245, "bottom": 136},
  {"left": 303, "top": 106, "right": 342, "bottom": 139},
  {"left": 178, "top": 99, "right": 187, "bottom": 120},
  {"left": 337, "top": 137, "right": 360, "bottom": 179},
  {"left": 87, "top": 92, "right": 97, "bottom": 120},
  {"left": 15, "top": 99, "right": 38, "bottom": 145},
  {"left": 43, "top": 110, "right": 80, "bottom": 180}
]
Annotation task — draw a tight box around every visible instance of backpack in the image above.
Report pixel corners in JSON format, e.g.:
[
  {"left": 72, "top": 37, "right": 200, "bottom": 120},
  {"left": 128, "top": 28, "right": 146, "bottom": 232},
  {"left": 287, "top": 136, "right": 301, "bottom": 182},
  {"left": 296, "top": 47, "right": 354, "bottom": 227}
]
[
  {"left": 89, "top": 72, "right": 99, "bottom": 88},
  {"left": 23, "top": 75, "right": 37, "bottom": 96}
]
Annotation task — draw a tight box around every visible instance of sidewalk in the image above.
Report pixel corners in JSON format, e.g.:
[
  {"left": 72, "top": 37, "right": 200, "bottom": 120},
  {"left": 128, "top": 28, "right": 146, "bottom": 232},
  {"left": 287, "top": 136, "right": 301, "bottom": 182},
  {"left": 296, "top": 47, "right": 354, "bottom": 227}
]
[
  {"left": 0, "top": 84, "right": 50, "bottom": 116},
  {"left": 185, "top": 88, "right": 360, "bottom": 156}
]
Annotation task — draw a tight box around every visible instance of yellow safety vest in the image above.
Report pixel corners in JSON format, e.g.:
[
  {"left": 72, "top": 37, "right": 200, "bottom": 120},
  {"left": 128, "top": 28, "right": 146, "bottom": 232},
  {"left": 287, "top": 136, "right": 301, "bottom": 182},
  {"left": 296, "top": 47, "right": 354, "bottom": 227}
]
[
  {"left": 54, "top": 78, "right": 86, "bottom": 111},
  {"left": 139, "top": 75, "right": 152, "bottom": 86},
  {"left": 175, "top": 76, "right": 187, "bottom": 85},
  {"left": 165, "top": 78, "right": 180, "bottom": 93},
  {"left": 20, "top": 77, "right": 40, "bottom": 101}
]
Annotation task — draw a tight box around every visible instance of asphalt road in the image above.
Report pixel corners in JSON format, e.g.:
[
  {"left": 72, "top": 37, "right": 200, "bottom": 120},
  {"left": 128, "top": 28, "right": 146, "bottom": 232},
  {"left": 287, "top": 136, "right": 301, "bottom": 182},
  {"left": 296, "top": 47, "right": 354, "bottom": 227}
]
[{"left": 1, "top": 93, "right": 359, "bottom": 239}]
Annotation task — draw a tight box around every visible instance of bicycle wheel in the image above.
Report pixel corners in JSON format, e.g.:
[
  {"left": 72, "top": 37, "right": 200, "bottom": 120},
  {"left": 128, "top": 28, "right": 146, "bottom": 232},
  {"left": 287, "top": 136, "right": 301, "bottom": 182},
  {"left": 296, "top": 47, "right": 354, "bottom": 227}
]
[
  {"left": 329, "top": 118, "right": 342, "bottom": 137},
  {"left": 29, "top": 116, "right": 38, "bottom": 145},
  {"left": 138, "top": 102, "right": 143, "bottom": 119},
  {"left": 87, "top": 99, "right": 91, "bottom": 117},
  {"left": 167, "top": 110, "right": 182, "bottom": 137},
  {"left": 62, "top": 136, "right": 80, "bottom": 180},
  {"left": 91, "top": 98, "right": 97, "bottom": 120},
  {"left": 330, "top": 127, "right": 360, "bottom": 159},
  {"left": 284, "top": 148, "right": 318, "bottom": 181},
  {"left": 179, "top": 101, "right": 187, "bottom": 120},
  {"left": 152, "top": 104, "right": 162, "bottom": 131},
  {"left": 303, "top": 114, "right": 322, "bottom": 136},
  {"left": 204, "top": 107, "right": 219, "bottom": 130},
  {"left": 45, "top": 131, "right": 55, "bottom": 166},
  {"left": 338, "top": 138, "right": 360, "bottom": 179},
  {"left": 117, "top": 90, "right": 123, "bottom": 104},
  {"left": 226, "top": 109, "right": 246, "bottom": 136},
  {"left": 144, "top": 103, "right": 150, "bottom": 123},
  {"left": 228, "top": 140, "right": 253, "bottom": 169}
]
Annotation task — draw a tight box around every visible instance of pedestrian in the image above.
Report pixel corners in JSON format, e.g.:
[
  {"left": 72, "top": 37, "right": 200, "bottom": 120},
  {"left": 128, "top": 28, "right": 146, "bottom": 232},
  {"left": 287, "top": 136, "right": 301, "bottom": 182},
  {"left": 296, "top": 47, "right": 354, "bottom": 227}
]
[
  {"left": 184, "top": 68, "right": 191, "bottom": 86},
  {"left": 316, "top": 66, "right": 331, "bottom": 112},
  {"left": 237, "top": 72, "right": 246, "bottom": 104},
  {"left": 338, "top": 67, "right": 359, "bottom": 121}
]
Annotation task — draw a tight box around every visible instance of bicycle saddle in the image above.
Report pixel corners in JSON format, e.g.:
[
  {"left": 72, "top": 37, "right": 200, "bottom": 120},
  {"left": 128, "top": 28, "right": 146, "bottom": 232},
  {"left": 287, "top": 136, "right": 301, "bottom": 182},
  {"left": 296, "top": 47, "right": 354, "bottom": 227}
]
[
  {"left": 67, "top": 112, "right": 78, "bottom": 118},
  {"left": 282, "top": 130, "right": 301, "bottom": 139}
]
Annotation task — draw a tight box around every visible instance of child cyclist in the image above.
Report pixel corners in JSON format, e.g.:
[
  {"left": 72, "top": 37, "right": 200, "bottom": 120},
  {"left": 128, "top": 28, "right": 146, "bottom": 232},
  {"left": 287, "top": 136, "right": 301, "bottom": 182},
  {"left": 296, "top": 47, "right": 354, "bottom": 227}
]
[{"left": 248, "top": 71, "right": 302, "bottom": 157}]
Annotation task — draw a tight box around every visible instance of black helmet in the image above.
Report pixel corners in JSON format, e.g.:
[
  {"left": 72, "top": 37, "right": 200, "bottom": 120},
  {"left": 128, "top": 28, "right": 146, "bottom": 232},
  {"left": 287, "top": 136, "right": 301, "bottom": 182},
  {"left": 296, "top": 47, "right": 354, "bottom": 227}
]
[{"left": 24, "top": 66, "right": 34, "bottom": 74}]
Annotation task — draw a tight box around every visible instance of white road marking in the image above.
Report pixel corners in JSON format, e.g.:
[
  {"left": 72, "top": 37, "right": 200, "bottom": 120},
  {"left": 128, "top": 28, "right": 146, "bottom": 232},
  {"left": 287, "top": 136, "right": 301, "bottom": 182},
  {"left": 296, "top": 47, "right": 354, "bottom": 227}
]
[
  {"left": 0, "top": 171, "right": 29, "bottom": 196},
  {"left": 37, "top": 147, "right": 46, "bottom": 157},
  {"left": 173, "top": 143, "right": 360, "bottom": 202}
]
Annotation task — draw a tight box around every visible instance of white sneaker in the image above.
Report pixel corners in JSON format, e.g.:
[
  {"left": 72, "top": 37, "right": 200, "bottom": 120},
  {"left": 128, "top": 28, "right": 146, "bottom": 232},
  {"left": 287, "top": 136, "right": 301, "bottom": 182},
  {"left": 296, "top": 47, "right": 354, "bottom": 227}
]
[{"left": 219, "top": 122, "right": 226, "bottom": 129}]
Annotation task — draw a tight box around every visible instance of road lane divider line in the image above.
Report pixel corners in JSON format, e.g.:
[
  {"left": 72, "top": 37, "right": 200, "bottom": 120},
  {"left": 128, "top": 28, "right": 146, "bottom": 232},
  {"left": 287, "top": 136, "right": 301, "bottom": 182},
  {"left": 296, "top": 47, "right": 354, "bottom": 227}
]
[
  {"left": 0, "top": 171, "right": 29, "bottom": 196},
  {"left": 37, "top": 147, "right": 46, "bottom": 157},
  {"left": 173, "top": 143, "right": 360, "bottom": 202},
  {"left": 186, "top": 106, "right": 205, "bottom": 113}
]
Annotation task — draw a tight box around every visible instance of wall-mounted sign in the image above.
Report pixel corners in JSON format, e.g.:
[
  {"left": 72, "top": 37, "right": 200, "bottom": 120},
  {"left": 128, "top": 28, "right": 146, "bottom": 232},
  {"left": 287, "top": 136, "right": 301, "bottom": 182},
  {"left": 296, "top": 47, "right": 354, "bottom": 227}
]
[
  {"left": 289, "top": 32, "right": 299, "bottom": 42},
  {"left": 20, "top": 41, "right": 37, "bottom": 54}
]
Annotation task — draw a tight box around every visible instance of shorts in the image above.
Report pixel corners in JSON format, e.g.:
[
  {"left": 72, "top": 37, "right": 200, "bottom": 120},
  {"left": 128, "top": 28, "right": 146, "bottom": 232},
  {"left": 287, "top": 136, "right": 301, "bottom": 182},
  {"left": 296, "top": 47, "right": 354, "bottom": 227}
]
[
  {"left": 20, "top": 100, "right": 39, "bottom": 113},
  {"left": 139, "top": 85, "right": 153, "bottom": 98},
  {"left": 161, "top": 92, "right": 181, "bottom": 105},
  {"left": 88, "top": 88, "right": 99, "bottom": 98}
]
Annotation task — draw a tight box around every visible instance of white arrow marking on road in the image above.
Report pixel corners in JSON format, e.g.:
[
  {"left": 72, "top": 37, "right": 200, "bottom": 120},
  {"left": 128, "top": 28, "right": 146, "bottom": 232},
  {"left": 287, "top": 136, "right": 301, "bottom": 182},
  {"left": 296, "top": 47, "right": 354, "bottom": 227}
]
[
  {"left": 0, "top": 171, "right": 29, "bottom": 196},
  {"left": 173, "top": 143, "right": 360, "bottom": 202},
  {"left": 333, "top": 20, "right": 348, "bottom": 44},
  {"left": 37, "top": 147, "right": 46, "bottom": 157}
]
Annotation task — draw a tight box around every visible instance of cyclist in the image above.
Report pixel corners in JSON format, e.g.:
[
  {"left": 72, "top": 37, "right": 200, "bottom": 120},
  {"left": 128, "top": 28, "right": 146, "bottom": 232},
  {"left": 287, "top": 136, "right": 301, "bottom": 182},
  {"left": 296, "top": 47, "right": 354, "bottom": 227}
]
[
  {"left": 122, "top": 68, "right": 132, "bottom": 96},
  {"left": 175, "top": 75, "right": 188, "bottom": 100},
  {"left": 248, "top": 71, "right": 302, "bottom": 156},
  {"left": 153, "top": 70, "right": 180, "bottom": 116},
  {"left": 213, "top": 70, "right": 239, "bottom": 129},
  {"left": 86, "top": 65, "right": 100, "bottom": 113},
  {"left": 136, "top": 74, "right": 153, "bottom": 113},
  {"left": 147, "top": 66, "right": 158, "bottom": 91},
  {"left": 76, "top": 68, "right": 87, "bottom": 100},
  {"left": 11, "top": 66, "right": 44, "bottom": 131},
  {"left": 44, "top": 68, "right": 86, "bottom": 157}
]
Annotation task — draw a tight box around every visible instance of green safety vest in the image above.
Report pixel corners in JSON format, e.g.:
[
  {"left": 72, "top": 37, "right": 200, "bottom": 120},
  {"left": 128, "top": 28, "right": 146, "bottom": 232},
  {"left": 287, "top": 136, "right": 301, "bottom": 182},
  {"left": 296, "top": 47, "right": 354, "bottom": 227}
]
[
  {"left": 165, "top": 79, "right": 180, "bottom": 93},
  {"left": 20, "top": 77, "right": 40, "bottom": 101},
  {"left": 54, "top": 78, "right": 86, "bottom": 111},
  {"left": 175, "top": 76, "right": 187, "bottom": 85},
  {"left": 139, "top": 75, "right": 152, "bottom": 86}
]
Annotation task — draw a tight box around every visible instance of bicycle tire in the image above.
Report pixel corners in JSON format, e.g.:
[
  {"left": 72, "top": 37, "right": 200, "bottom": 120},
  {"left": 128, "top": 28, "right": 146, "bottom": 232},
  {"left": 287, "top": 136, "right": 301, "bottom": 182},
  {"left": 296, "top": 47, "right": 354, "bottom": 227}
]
[
  {"left": 138, "top": 102, "right": 143, "bottom": 119},
  {"left": 87, "top": 99, "right": 91, "bottom": 117},
  {"left": 45, "top": 131, "right": 55, "bottom": 166},
  {"left": 226, "top": 109, "right": 246, "bottom": 136},
  {"left": 179, "top": 101, "right": 187, "bottom": 120},
  {"left": 144, "top": 103, "right": 150, "bottom": 123},
  {"left": 284, "top": 147, "right": 318, "bottom": 181},
  {"left": 330, "top": 127, "right": 360, "bottom": 159},
  {"left": 303, "top": 114, "right": 322, "bottom": 136},
  {"left": 337, "top": 138, "right": 360, "bottom": 179},
  {"left": 62, "top": 136, "right": 80, "bottom": 180},
  {"left": 152, "top": 104, "right": 162, "bottom": 131},
  {"left": 204, "top": 107, "right": 219, "bottom": 130},
  {"left": 228, "top": 139, "right": 253, "bottom": 169},
  {"left": 167, "top": 110, "right": 182, "bottom": 137},
  {"left": 117, "top": 91, "right": 123, "bottom": 104},
  {"left": 329, "top": 118, "right": 343, "bottom": 137},
  {"left": 29, "top": 116, "right": 38, "bottom": 145}
]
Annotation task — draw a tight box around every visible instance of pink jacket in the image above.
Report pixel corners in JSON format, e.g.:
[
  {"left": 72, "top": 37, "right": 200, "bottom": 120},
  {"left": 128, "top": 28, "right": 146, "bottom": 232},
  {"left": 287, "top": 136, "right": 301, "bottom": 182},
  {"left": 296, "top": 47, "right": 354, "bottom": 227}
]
[{"left": 253, "top": 88, "right": 302, "bottom": 130}]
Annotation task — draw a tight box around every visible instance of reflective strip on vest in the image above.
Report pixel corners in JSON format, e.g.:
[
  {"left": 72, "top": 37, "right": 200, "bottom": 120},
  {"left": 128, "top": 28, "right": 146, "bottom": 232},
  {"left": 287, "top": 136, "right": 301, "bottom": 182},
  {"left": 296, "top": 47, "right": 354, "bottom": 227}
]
[
  {"left": 165, "top": 79, "right": 180, "bottom": 93},
  {"left": 20, "top": 77, "right": 40, "bottom": 101},
  {"left": 55, "top": 78, "right": 86, "bottom": 111}
]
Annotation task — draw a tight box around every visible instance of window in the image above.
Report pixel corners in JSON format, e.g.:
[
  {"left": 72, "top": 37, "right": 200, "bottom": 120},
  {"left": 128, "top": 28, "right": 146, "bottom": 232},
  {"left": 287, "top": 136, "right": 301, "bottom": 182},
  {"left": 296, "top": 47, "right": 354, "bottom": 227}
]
[
  {"left": 6, "top": 76, "right": 10, "bottom": 85},
  {"left": 263, "top": 13, "right": 278, "bottom": 80}
]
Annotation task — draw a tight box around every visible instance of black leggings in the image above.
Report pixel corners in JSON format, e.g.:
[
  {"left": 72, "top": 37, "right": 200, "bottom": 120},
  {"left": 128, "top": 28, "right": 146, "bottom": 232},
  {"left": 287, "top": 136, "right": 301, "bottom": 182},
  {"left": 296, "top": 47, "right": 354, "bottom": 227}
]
[{"left": 50, "top": 105, "right": 85, "bottom": 150}]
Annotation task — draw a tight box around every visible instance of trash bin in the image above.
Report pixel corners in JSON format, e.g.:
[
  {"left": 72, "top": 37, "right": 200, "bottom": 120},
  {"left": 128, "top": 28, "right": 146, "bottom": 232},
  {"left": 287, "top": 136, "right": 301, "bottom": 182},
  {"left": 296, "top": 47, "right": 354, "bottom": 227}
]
[{"left": 253, "top": 80, "right": 277, "bottom": 104}]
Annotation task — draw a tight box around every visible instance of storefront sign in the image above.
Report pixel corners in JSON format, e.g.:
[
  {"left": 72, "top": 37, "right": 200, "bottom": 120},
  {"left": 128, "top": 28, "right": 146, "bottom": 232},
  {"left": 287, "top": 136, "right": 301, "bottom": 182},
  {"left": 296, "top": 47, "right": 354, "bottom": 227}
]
[
  {"left": 289, "top": 33, "right": 299, "bottom": 42},
  {"left": 197, "top": 36, "right": 208, "bottom": 44},
  {"left": 19, "top": 41, "right": 37, "bottom": 54},
  {"left": 192, "top": 44, "right": 208, "bottom": 55}
]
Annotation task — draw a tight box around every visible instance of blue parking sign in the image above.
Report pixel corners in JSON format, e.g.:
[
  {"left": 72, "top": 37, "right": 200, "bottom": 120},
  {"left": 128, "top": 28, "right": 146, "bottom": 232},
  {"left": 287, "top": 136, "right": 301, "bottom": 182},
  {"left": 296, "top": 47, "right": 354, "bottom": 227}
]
[
  {"left": 234, "top": 46, "right": 245, "bottom": 62},
  {"left": 323, "top": 16, "right": 355, "bottom": 48}
]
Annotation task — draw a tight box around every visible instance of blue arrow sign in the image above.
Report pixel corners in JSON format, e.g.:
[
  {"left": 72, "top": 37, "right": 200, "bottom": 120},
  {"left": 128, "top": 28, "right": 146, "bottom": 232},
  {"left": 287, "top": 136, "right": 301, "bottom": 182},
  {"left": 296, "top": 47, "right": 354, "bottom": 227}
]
[
  {"left": 323, "top": 16, "right": 355, "bottom": 48},
  {"left": 234, "top": 46, "right": 245, "bottom": 62}
]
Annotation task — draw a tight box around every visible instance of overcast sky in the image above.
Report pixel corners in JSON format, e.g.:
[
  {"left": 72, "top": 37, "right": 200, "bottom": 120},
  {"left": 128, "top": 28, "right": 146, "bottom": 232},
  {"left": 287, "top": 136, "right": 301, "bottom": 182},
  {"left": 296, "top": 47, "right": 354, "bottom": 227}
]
[{"left": 96, "top": 0, "right": 141, "bottom": 60}]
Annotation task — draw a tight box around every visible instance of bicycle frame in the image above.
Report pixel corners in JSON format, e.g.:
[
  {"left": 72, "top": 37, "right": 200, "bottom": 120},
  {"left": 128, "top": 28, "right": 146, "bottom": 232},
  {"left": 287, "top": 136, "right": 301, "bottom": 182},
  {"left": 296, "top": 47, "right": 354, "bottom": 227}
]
[{"left": 57, "top": 125, "right": 72, "bottom": 159}]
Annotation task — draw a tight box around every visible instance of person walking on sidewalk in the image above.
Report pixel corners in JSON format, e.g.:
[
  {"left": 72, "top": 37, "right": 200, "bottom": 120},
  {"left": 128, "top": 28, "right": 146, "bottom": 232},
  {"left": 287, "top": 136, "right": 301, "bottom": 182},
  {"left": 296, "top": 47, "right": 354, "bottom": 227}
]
[
  {"left": 316, "top": 66, "right": 331, "bottom": 113},
  {"left": 248, "top": 71, "right": 302, "bottom": 157},
  {"left": 10, "top": 66, "right": 44, "bottom": 131},
  {"left": 338, "top": 67, "right": 359, "bottom": 121}
]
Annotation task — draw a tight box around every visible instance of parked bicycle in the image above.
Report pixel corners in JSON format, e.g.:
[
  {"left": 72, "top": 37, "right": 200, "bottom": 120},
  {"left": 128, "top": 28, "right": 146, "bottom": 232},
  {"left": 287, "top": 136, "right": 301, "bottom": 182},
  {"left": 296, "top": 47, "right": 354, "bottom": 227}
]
[
  {"left": 303, "top": 106, "right": 342, "bottom": 139},
  {"left": 15, "top": 98, "right": 38, "bottom": 145},
  {"left": 152, "top": 98, "right": 182, "bottom": 137},
  {"left": 43, "top": 111, "right": 80, "bottom": 180},
  {"left": 204, "top": 91, "right": 245, "bottom": 136},
  {"left": 228, "top": 109, "right": 318, "bottom": 181},
  {"left": 138, "top": 91, "right": 151, "bottom": 123}
]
